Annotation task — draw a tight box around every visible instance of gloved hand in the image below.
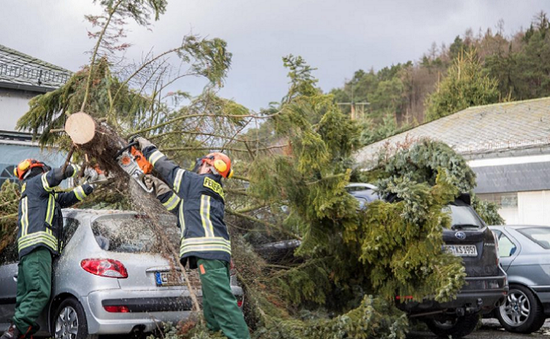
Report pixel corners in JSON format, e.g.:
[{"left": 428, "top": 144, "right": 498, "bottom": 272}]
[
  {"left": 143, "top": 175, "right": 172, "bottom": 197},
  {"left": 134, "top": 137, "right": 155, "bottom": 151},
  {"left": 62, "top": 164, "right": 81, "bottom": 179},
  {"left": 84, "top": 167, "right": 99, "bottom": 183}
]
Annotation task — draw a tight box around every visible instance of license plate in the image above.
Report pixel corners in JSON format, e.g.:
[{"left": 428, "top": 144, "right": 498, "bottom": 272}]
[
  {"left": 444, "top": 244, "right": 478, "bottom": 257},
  {"left": 155, "top": 271, "right": 184, "bottom": 286}
]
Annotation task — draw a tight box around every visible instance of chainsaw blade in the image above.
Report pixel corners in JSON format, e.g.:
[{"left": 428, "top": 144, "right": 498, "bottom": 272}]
[{"left": 116, "top": 150, "right": 154, "bottom": 193}]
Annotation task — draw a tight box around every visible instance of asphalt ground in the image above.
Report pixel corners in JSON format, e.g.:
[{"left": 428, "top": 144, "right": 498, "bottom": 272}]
[{"left": 407, "top": 318, "right": 550, "bottom": 338}]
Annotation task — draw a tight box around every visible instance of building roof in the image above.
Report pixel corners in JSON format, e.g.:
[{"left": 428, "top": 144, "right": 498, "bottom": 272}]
[
  {"left": 473, "top": 161, "right": 550, "bottom": 194},
  {"left": 355, "top": 97, "right": 550, "bottom": 168},
  {"left": 0, "top": 44, "right": 71, "bottom": 93}
]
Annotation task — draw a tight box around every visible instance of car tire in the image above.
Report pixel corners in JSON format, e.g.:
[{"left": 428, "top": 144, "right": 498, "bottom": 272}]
[
  {"left": 53, "top": 297, "right": 98, "bottom": 339},
  {"left": 496, "top": 284, "right": 546, "bottom": 334},
  {"left": 425, "top": 312, "right": 479, "bottom": 338}
]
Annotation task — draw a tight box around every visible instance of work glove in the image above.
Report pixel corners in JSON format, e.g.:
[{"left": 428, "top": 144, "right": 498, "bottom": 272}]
[
  {"left": 84, "top": 167, "right": 99, "bottom": 183},
  {"left": 57, "top": 163, "right": 80, "bottom": 181},
  {"left": 144, "top": 175, "right": 172, "bottom": 198},
  {"left": 134, "top": 137, "right": 155, "bottom": 151}
]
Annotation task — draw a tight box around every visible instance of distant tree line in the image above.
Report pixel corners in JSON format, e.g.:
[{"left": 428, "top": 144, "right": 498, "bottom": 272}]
[{"left": 330, "top": 11, "right": 550, "bottom": 145}]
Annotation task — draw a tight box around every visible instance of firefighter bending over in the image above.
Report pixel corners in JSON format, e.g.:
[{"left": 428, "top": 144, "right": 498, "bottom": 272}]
[{"left": 135, "top": 137, "right": 250, "bottom": 339}]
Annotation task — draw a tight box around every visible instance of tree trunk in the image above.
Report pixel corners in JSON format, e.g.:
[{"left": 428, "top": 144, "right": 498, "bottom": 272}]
[{"left": 64, "top": 112, "right": 127, "bottom": 176}]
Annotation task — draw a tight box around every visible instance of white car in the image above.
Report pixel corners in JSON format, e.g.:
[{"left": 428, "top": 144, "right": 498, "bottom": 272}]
[{"left": 0, "top": 209, "right": 243, "bottom": 338}]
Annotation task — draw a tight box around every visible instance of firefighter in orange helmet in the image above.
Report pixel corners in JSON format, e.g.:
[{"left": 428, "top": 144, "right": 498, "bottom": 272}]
[
  {"left": 1, "top": 159, "right": 95, "bottom": 339},
  {"left": 135, "top": 137, "right": 249, "bottom": 339}
]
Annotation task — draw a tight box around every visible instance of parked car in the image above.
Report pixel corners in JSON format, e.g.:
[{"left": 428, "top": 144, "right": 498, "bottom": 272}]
[
  {"left": 348, "top": 183, "right": 508, "bottom": 339},
  {"left": 0, "top": 209, "right": 243, "bottom": 339},
  {"left": 489, "top": 225, "right": 550, "bottom": 334}
]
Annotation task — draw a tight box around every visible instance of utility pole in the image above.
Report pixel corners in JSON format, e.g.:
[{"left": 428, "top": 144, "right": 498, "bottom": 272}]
[
  {"left": 336, "top": 79, "right": 369, "bottom": 120},
  {"left": 337, "top": 101, "right": 369, "bottom": 120}
]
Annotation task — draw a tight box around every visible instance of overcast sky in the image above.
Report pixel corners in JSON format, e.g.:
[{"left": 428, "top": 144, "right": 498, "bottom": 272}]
[{"left": 1, "top": 1, "right": 549, "bottom": 112}]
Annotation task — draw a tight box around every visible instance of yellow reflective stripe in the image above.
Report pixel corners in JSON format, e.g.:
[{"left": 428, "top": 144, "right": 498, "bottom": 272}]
[
  {"left": 73, "top": 186, "right": 87, "bottom": 201},
  {"left": 46, "top": 194, "right": 55, "bottom": 226},
  {"left": 163, "top": 194, "right": 180, "bottom": 211},
  {"left": 21, "top": 197, "right": 28, "bottom": 236},
  {"left": 179, "top": 201, "right": 185, "bottom": 237},
  {"left": 182, "top": 237, "right": 231, "bottom": 246},
  {"left": 18, "top": 231, "right": 58, "bottom": 252},
  {"left": 181, "top": 246, "right": 231, "bottom": 254},
  {"left": 200, "top": 195, "right": 214, "bottom": 237},
  {"left": 71, "top": 164, "right": 81, "bottom": 178},
  {"left": 180, "top": 237, "right": 232, "bottom": 255},
  {"left": 173, "top": 169, "right": 185, "bottom": 193},
  {"left": 41, "top": 174, "right": 53, "bottom": 192},
  {"left": 149, "top": 150, "right": 165, "bottom": 166}
]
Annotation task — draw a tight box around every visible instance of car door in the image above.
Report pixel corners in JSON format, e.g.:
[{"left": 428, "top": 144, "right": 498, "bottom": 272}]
[
  {"left": 0, "top": 241, "right": 19, "bottom": 330},
  {"left": 492, "top": 228, "right": 520, "bottom": 271}
]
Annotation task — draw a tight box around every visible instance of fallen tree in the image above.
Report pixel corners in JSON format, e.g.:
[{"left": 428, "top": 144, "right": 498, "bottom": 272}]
[{"left": 1, "top": 2, "right": 504, "bottom": 337}]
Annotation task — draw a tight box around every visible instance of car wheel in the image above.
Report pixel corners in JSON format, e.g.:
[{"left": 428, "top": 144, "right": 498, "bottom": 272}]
[
  {"left": 425, "top": 312, "right": 479, "bottom": 338},
  {"left": 496, "top": 284, "right": 546, "bottom": 333},
  {"left": 53, "top": 297, "right": 98, "bottom": 339}
]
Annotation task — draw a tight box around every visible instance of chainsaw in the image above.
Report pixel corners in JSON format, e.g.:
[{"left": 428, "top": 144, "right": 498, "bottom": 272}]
[{"left": 115, "top": 140, "right": 154, "bottom": 193}]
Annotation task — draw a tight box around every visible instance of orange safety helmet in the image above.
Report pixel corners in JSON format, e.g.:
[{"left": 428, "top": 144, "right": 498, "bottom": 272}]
[
  {"left": 202, "top": 153, "right": 233, "bottom": 178},
  {"left": 13, "top": 159, "right": 49, "bottom": 180}
]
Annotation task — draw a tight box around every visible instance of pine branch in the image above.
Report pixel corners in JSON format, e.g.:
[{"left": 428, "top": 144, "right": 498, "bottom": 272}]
[
  {"left": 235, "top": 204, "right": 268, "bottom": 214},
  {"left": 129, "top": 110, "right": 282, "bottom": 137},
  {"left": 159, "top": 145, "right": 287, "bottom": 153},
  {"left": 225, "top": 209, "right": 301, "bottom": 240}
]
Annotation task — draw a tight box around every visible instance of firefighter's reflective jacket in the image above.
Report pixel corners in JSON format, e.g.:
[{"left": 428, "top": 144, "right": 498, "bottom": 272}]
[
  {"left": 16, "top": 166, "right": 93, "bottom": 259},
  {"left": 143, "top": 147, "right": 230, "bottom": 268}
]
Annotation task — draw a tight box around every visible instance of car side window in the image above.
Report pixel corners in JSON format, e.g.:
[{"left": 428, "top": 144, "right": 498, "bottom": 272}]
[
  {"left": 63, "top": 217, "right": 80, "bottom": 245},
  {"left": 494, "top": 231, "right": 517, "bottom": 258},
  {"left": 0, "top": 240, "right": 18, "bottom": 265}
]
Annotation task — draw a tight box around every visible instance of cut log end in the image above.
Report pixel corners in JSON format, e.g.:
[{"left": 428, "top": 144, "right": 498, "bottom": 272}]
[{"left": 65, "top": 112, "right": 96, "bottom": 145}]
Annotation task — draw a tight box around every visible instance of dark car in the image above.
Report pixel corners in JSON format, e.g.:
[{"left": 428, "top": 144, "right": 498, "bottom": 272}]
[
  {"left": 348, "top": 183, "right": 508, "bottom": 339},
  {"left": 489, "top": 225, "right": 550, "bottom": 334}
]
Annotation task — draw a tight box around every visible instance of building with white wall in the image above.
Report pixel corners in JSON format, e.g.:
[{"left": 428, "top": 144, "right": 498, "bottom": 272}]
[
  {"left": 0, "top": 44, "right": 70, "bottom": 184},
  {"left": 355, "top": 97, "right": 550, "bottom": 226}
]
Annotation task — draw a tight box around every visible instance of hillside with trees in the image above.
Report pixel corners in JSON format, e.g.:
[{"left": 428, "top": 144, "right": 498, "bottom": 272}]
[{"left": 331, "top": 11, "right": 550, "bottom": 144}]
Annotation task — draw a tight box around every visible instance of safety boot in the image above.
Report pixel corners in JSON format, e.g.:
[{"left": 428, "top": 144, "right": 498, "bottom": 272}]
[{"left": 0, "top": 324, "right": 21, "bottom": 339}]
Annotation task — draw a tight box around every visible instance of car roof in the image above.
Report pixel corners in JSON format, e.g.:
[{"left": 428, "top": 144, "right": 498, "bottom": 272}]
[
  {"left": 489, "top": 225, "right": 550, "bottom": 229},
  {"left": 346, "top": 183, "right": 380, "bottom": 203},
  {"left": 62, "top": 208, "right": 138, "bottom": 223}
]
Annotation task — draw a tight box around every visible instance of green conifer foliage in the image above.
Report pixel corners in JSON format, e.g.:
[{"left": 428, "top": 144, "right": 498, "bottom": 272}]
[
  {"left": 0, "top": 181, "right": 20, "bottom": 253},
  {"left": 425, "top": 49, "right": 500, "bottom": 121}
]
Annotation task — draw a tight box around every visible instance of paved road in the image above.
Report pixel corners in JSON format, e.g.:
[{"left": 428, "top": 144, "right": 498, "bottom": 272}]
[{"left": 407, "top": 319, "right": 550, "bottom": 338}]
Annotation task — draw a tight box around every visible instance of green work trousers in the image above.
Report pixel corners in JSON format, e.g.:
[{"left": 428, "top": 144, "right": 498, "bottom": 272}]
[
  {"left": 197, "top": 259, "right": 250, "bottom": 339},
  {"left": 13, "top": 247, "right": 52, "bottom": 336}
]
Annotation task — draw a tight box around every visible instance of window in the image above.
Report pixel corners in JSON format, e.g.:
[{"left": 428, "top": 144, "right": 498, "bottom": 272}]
[
  {"left": 517, "top": 227, "right": 550, "bottom": 250},
  {"left": 492, "top": 230, "right": 517, "bottom": 257},
  {"left": 477, "top": 193, "right": 518, "bottom": 208},
  {"left": 63, "top": 218, "right": 80, "bottom": 246},
  {"left": 443, "top": 204, "right": 484, "bottom": 228},
  {"left": 92, "top": 214, "right": 179, "bottom": 253}
]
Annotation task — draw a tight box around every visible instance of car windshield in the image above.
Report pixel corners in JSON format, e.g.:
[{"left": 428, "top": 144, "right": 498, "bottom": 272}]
[
  {"left": 516, "top": 227, "right": 550, "bottom": 249},
  {"left": 92, "top": 214, "right": 179, "bottom": 253},
  {"left": 443, "top": 204, "right": 483, "bottom": 229}
]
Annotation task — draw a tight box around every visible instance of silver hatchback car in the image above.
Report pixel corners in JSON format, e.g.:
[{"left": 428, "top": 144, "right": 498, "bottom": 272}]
[{"left": 0, "top": 209, "right": 243, "bottom": 338}]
